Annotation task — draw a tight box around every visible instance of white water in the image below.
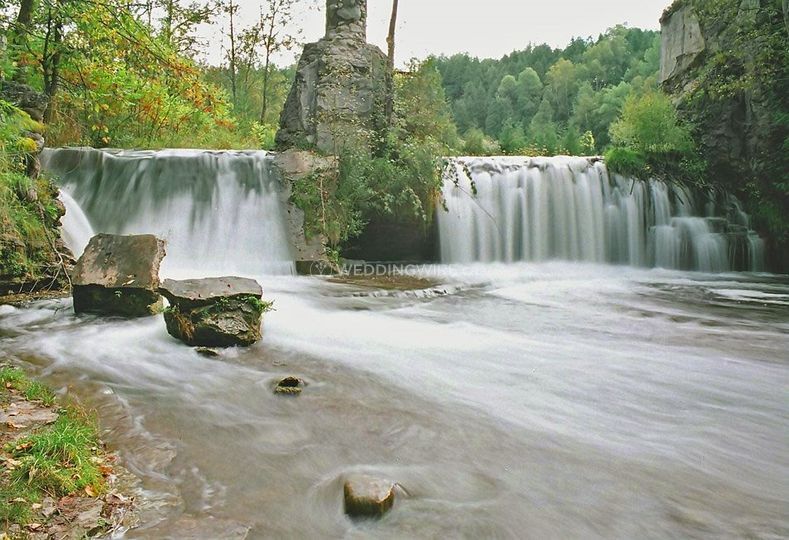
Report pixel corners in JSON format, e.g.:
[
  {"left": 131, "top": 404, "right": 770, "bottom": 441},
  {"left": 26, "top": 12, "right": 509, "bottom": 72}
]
[
  {"left": 1, "top": 264, "right": 787, "bottom": 538},
  {"left": 41, "top": 147, "right": 295, "bottom": 276},
  {"left": 58, "top": 190, "right": 94, "bottom": 256},
  {"left": 438, "top": 157, "right": 766, "bottom": 272},
  {"left": 2, "top": 150, "right": 786, "bottom": 538}
]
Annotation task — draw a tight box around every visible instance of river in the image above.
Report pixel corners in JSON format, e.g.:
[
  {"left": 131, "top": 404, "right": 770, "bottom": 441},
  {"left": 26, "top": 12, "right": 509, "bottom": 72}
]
[{"left": 2, "top": 262, "right": 787, "bottom": 538}]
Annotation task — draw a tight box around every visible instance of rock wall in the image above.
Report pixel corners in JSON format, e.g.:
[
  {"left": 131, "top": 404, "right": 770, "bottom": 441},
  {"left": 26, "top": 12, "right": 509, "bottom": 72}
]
[
  {"left": 271, "top": 149, "right": 334, "bottom": 267},
  {"left": 660, "top": 0, "right": 789, "bottom": 271},
  {"left": 276, "top": 0, "right": 390, "bottom": 153},
  {"left": 659, "top": 5, "right": 705, "bottom": 85}
]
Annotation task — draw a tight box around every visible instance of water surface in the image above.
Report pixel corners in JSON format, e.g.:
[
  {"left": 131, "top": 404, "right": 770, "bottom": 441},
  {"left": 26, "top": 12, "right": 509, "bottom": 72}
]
[{"left": 1, "top": 263, "right": 787, "bottom": 538}]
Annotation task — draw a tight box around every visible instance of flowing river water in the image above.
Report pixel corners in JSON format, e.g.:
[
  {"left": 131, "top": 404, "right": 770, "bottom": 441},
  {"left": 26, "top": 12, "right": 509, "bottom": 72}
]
[{"left": 0, "top": 149, "right": 786, "bottom": 538}]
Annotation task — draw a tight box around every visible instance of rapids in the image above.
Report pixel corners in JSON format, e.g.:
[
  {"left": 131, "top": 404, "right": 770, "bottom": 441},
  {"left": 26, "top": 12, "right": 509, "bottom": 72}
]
[
  {"left": 1, "top": 265, "right": 787, "bottom": 538},
  {"left": 0, "top": 149, "right": 785, "bottom": 538}
]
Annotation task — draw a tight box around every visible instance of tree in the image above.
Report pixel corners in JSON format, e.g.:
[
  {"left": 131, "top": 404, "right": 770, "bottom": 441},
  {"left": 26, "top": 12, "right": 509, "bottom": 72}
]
[
  {"left": 385, "top": 0, "right": 399, "bottom": 124},
  {"left": 499, "top": 121, "right": 527, "bottom": 154},
  {"left": 9, "top": 0, "right": 36, "bottom": 81},
  {"left": 515, "top": 67, "right": 543, "bottom": 125},
  {"left": 256, "top": 0, "right": 301, "bottom": 123},
  {"left": 610, "top": 91, "right": 692, "bottom": 154},
  {"left": 528, "top": 98, "right": 559, "bottom": 153},
  {"left": 222, "top": 0, "right": 240, "bottom": 109},
  {"left": 159, "top": 0, "right": 216, "bottom": 55},
  {"left": 545, "top": 58, "right": 580, "bottom": 124},
  {"left": 394, "top": 60, "right": 459, "bottom": 151}
]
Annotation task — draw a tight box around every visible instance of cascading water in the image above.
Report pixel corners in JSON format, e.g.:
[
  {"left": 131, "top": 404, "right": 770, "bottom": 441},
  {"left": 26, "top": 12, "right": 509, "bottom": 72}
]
[
  {"left": 438, "top": 156, "right": 766, "bottom": 272},
  {"left": 41, "top": 147, "right": 295, "bottom": 276}
]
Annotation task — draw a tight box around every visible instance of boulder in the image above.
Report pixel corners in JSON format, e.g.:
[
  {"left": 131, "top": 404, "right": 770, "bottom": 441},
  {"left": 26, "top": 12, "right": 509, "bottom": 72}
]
[
  {"left": 343, "top": 474, "right": 396, "bottom": 519},
  {"left": 160, "top": 277, "right": 268, "bottom": 347},
  {"left": 71, "top": 234, "right": 166, "bottom": 317}
]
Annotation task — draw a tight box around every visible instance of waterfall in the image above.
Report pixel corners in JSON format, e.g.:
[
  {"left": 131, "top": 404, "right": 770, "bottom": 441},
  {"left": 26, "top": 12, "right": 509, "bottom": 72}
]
[
  {"left": 42, "top": 147, "right": 295, "bottom": 277},
  {"left": 438, "top": 156, "right": 766, "bottom": 272}
]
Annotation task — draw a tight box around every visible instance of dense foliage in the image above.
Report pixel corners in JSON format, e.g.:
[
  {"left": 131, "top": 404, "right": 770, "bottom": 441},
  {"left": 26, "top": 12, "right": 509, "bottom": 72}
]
[
  {"left": 432, "top": 25, "right": 661, "bottom": 155},
  {"left": 0, "top": 102, "right": 62, "bottom": 280},
  {"left": 661, "top": 0, "right": 788, "bottom": 266},
  {"left": 292, "top": 61, "right": 452, "bottom": 248},
  {"left": 0, "top": 0, "right": 299, "bottom": 148},
  {"left": 604, "top": 90, "right": 705, "bottom": 185}
]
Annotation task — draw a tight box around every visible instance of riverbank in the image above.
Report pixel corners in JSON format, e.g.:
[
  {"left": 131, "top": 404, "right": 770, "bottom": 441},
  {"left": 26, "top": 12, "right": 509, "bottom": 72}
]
[
  {"left": 0, "top": 286, "right": 69, "bottom": 308},
  {"left": 0, "top": 365, "right": 136, "bottom": 538}
]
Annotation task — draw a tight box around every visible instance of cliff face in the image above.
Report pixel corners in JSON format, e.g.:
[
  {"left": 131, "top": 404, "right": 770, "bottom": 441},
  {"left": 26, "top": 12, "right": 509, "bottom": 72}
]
[{"left": 660, "top": 0, "right": 789, "bottom": 271}]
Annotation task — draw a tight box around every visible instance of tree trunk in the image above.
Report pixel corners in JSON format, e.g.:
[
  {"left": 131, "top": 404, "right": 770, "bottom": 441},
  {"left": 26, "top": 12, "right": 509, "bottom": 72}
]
[
  {"left": 260, "top": 54, "right": 270, "bottom": 123},
  {"left": 227, "top": 0, "right": 238, "bottom": 109},
  {"left": 10, "top": 0, "right": 36, "bottom": 82},
  {"left": 385, "top": 0, "right": 398, "bottom": 126},
  {"left": 42, "top": 5, "right": 63, "bottom": 122},
  {"left": 259, "top": 7, "right": 278, "bottom": 124}
]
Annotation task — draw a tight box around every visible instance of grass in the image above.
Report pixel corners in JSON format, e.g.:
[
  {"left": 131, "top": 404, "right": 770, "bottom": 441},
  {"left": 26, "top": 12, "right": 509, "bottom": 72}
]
[
  {"left": 10, "top": 410, "right": 103, "bottom": 496},
  {"left": 0, "top": 366, "right": 55, "bottom": 406},
  {"left": 0, "top": 367, "right": 106, "bottom": 530}
]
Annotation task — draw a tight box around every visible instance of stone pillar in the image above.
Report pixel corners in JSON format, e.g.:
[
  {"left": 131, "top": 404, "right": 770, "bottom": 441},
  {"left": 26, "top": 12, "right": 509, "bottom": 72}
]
[
  {"left": 276, "top": 0, "right": 389, "bottom": 153},
  {"left": 326, "top": 0, "right": 367, "bottom": 40}
]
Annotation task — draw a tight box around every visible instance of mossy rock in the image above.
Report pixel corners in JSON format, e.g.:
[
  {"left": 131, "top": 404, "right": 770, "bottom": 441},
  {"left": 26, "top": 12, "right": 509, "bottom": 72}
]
[{"left": 160, "top": 277, "right": 271, "bottom": 348}]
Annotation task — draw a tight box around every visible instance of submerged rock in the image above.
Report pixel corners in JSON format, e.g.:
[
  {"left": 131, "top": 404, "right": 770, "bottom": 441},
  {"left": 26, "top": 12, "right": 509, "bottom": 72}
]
[
  {"left": 160, "top": 277, "right": 268, "bottom": 347},
  {"left": 71, "top": 234, "right": 166, "bottom": 317},
  {"left": 274, "top": 376, "right": 304, "bottom": 396},
  {"left": 343, "top": 474, "right": 396, "bottom": 519}
]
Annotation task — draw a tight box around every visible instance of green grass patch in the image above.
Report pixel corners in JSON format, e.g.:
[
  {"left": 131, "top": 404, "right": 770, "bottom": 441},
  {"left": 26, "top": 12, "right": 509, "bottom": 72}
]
[
  {"left": 9, "top": 409, "right": 103, "bottom": 497},
  {"left": 0, "top": 366, "right": 55, "bottom": 406},
  {"left": 1, "top": 367, "right": 107, "bottom": 530}
]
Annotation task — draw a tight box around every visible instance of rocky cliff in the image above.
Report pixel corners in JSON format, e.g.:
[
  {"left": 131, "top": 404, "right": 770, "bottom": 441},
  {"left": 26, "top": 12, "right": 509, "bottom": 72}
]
[{"left": 660, "top": 0, "right": 788, "bottom": 271}]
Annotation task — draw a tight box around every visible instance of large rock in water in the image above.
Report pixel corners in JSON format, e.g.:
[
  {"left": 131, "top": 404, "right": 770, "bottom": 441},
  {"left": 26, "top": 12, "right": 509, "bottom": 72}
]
[
  {"left": 72, "top": 234, "right": 166, "bottom": 316},
  {"left": 343, "top": 474, "right": 396, "bottom": 519},
  {"left": 160, "top": 277, "right": 266, "bottom": 347},
  {"left": 276, "top": 0, "right": 390, "bottom": 153}
]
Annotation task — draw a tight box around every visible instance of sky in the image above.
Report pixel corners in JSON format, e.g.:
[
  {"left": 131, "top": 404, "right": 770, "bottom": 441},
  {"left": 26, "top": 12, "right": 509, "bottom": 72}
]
[{"left": 201, "top": 0, "right": 673, "bottom": 67}]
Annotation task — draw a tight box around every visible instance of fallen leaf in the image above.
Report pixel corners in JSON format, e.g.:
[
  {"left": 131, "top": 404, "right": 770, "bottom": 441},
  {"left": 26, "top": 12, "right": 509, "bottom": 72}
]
[
  {"left": 5, "top": 382, "right": 11, "bottom": 388},
  {"left": 27, "top": 523, "right": 42, "bottom": 530},
  {"left": 31, "top": 503, "right": 42, "bottom": 510},
  {"left": 84, "top": 485, "right": 96, "bottom": 497},
  {"left": 12, "top": 497, "right": 26, "bottom": 503},
  {"left": 15, "top": 442, "right": 32, "bottom": 451},
  {"left": 6, "top": 421, "right": 26, "bottom": 429}
]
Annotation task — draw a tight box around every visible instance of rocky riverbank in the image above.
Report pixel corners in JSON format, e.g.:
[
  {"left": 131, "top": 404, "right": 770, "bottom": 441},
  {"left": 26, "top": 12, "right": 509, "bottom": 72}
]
[{"left": 0, "top": 365, "right": 137, "bottom": 538}]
